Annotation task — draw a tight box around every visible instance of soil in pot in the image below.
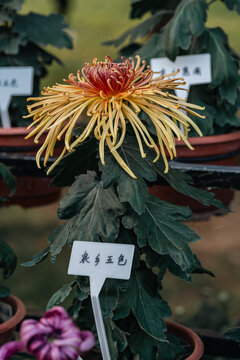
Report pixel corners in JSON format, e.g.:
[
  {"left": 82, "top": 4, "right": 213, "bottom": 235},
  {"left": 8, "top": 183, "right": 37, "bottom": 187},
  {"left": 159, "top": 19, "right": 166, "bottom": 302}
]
[
  {"left": 0, "top": 295, "right": 26, "bottom": 345},
  {"left": 0, "top": 127, "right": 62, "bottom": 208}
]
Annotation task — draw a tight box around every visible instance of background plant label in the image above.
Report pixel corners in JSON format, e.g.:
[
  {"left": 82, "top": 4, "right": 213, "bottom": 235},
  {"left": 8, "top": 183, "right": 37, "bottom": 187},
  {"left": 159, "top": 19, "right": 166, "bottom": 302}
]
[
  {"left": 68, "top": 241, "right": 135, "bottom": 296},
  {"left": 0, "top": 66, "right": 34, "bottom": 128},
  {"left": 150, "top": 54, "right": 211, "bottom": 99}
]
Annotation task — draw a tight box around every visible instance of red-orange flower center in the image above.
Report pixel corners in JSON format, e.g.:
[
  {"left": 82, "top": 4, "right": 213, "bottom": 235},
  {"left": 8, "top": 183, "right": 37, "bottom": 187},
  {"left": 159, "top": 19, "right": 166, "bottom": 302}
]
[{"left": 66, "top": 56, "right": 153, "bottom": 99}]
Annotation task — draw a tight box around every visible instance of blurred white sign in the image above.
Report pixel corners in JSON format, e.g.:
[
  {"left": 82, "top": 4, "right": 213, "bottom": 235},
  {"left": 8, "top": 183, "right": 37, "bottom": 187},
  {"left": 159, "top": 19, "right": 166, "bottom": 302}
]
[
  {"left": 0, "top": 67, "right": 34, "bottom": 128},
  {"left": 150, "top": 54, "right": 211, "bottom": 99}
]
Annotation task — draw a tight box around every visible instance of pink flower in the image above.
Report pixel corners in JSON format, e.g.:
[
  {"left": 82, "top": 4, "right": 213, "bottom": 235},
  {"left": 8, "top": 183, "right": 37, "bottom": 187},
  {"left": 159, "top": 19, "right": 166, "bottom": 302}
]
[
  {"left": 0, "top": 307, "right": 95, "bottom": 360},
  {"left": 0, "top": 341, "right": 23, "bottom": 360}
]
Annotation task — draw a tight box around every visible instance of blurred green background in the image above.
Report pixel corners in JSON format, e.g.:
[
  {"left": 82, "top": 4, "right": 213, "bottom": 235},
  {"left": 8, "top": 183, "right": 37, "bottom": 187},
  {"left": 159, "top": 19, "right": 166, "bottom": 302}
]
[{"left": 1, "top": 0, "right": 240, "bottom": 329}]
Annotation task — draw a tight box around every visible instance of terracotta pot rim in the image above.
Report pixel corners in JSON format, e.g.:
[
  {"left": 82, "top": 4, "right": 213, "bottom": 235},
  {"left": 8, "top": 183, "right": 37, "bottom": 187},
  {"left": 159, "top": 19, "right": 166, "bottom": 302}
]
[
  {"left": 166, "top": 320, "right": 204, "bottom": 360},
  {"left": 176, "top": 130, "right": 240, "bottom": 147},
  {"left": 87, "top": 321, "right": 204, "bottom": 360},
  {"left": 0, "top": 127, "right": 32, "bottom": 136},
  {"left": 0, "top": 295, "right": 26, "bottom": 334}
]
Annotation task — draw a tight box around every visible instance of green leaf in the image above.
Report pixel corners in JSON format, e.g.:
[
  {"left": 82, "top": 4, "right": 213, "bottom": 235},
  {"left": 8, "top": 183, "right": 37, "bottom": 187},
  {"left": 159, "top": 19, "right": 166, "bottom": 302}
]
[
  {"left": 51, "top": 139, "right": 98, "bottom": 187},
  {"left": 14, "top": 13, "right": 73, "bottom": 49},
  {"left": 114, "top": 268, "right": 171, "bottom": 341},
  {"left": 58, "top": 171, "right": 125, "bottom": 220},
  {"left": 164, "top": 0, "right": 207, "bottom": 60},
  {"left": 128, "top": 195, "right": 199, "bottom": 272},
  {"left": 138, "top": 32, "right": 165, "bottom": 64},
  {"left": 47, "top": 281, "right": 77, "bottom": 309},
  {"left": 0, "top": 239, "right": 17, "bottom": 279},
  {"left": 100, "top": 279, "right": 119, "bottom": 318},
  {"left": 0, "top": 28, "right": 25, "bottom": 54},
  {"left": 118, "top": 176, "right": 148, "bottom": 216},
  {"left": 145, "top": 247, "right": 214, "bottom": 283},
  {"left": 129, "top": 324, "right": 158, "bottom": 359},
  {"left": 188, "top": 86, "right": 216, "bottom": 136},
  {"left": 206, "top": 27, "right": 239, "bottom": 104},
  {"left": 152, "top": 159, "right": 226, "bottom": 210},
  {"left": 0, "top": 163, "right": 17, "bottom": 197},
  {"left": 49, "top": 224, "right": 70, "bottom": 259},
  {"left": 100, "top": 137, "right": 156, "bottom": 215},
  {"left": 0, "top": 0, "right": 23, "bottom": 11},
  {"left": 157, "top": 333, "right": 185, "bottom": 360},
  {"left": 52, "top": 172, "right": 125, "bottom": 250},
  {"left": 221, "top": 0, "right": 240, "bottom": 13},
  {"left": 130, "top": 0, "right": 178, "bottom": 19},
  {"left": 104, "top": 315, "right": 128, "bottom": 360},
  {"left": 0, "top": 285, "right": 10, "bottom": 297},
  {"left": 21, "top": 246, "right": 50, "bottom": 267},
  {"left": 104, "top": 10, "right": 169, "bottom": 47},
  {"left": 101, "top": 137, "right": 156, "bottom": 186},
  {"left": 133, "top": 269, "right": 170, "bottom": 341}
]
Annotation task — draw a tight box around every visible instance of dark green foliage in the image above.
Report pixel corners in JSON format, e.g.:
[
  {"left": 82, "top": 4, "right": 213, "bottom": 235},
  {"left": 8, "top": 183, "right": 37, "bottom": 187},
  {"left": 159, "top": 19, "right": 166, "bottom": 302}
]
[
  {"left": 47, "top": 280, "right": 77, "bottom": 309},
  {"left": 0, "top": 285, "right": 10, "bottom": 297},
  {"left": 51, "top": 139, "right": 98, "bottom": 187},
  {"left": 14, "top": 13, "right": 72, "bottom": 49},
  {"left": 164, "top": 0, "right": 207, "bottom": 60},
  {"left": 21, "top": 246, "right": 50, "bottom": 267},
  {"left": 151, "top": 156, "right": 227, "bottom": 210},
  {"left": 107, "top": 0, "right": 240, "bottom": 136},
  {"left": 0, "top": 165, "right": 17, "bottom": 296},
  {"left": 123, "top": 195, "right": 199, "bottom": 272},
  {"left": 23, "top": 134, "right": 225, "bottom": 358},
  {"left": 25, "top": 139, "right": 225, "bottom": 359},
  {"left": 104, "top": 10, "right": 172, "bottom": 48},
  {"left": 221, "top": 0, "right": 240, "bottom": 13},
  {"left": 0, "top": 239, "right": 17, "bottom": 297},
  {"left": 0, "top": 163, "right": 17, "bottom": 197},
  {"left": 0, "top": 239, "right": 17, "bottom": 279},
  {"left": 0, "top": 0, "right": 72, "bottom": 126}
]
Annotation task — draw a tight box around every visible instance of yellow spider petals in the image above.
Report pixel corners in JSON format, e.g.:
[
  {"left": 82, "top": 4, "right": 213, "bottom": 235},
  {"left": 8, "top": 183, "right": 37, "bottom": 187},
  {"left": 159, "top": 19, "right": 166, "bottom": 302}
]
[{"left": 25, "top": 55, "right": 205, "bottom": 178}]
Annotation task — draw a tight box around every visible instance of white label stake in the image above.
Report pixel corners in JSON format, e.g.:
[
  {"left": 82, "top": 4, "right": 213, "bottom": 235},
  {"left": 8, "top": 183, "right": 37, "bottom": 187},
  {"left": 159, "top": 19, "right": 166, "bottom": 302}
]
[
  {"left": 68, "top": 241, "right": 135, "bottom": 360},
  {"left": 150, "top": 54, "right": 212, "bottom": 100},
  {"left": 0, "top": 67, "right": 34, "bottom": 128}
]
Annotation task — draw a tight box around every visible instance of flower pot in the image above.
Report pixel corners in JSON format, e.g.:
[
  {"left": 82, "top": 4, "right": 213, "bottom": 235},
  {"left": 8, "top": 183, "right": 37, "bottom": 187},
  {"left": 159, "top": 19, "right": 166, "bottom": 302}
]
[
  {"left": 0, "top": 127, "right": 62, "bottom": 208},
  {"left": 83, "top": 321, "right": 204, "bottom": 360},
  {"left": 0, "top": 295, "right": 26, "bottom": 345},
  {"left": 148, "top": 131, "right": 240, "bottom": 219},
  {"left": 166, "top": 321, "right": 204, "bottom": 360}
]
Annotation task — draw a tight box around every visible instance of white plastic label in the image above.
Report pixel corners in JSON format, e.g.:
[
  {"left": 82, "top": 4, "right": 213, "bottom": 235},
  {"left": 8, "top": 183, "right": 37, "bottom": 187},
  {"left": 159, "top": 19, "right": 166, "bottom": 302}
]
[
  {"left": 150, "top": 54, "right": 211, "bottom": 99},
  {"left": 68, "top": 241, "right": 135, "bottom": 360},
  {"left": 68, "top": 241, "right": 135, "bottom": 296},
  {"left": 0, "top": 66, "right": 34, "bottom": 128}
]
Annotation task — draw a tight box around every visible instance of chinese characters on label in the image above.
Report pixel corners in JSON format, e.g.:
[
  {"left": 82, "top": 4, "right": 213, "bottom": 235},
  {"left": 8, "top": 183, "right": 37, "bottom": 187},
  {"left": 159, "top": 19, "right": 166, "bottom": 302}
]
[
  {"left": 150, "top": 54, "right": 212, "bottom": 100},
  {"left": 0, "top": 66, "right": 34, "bottom": 128},
  {"left": 80, "top": 251, "right": 128, "bottom": 266},
  {"left": 159, "top": 66, "right": 201, "bottom": 77},
  {"left": 0, "top": 79, "right": 18, "bottom": 88},
  {"left": 68, "top": 241, "right": 135, "bottom": 290}
]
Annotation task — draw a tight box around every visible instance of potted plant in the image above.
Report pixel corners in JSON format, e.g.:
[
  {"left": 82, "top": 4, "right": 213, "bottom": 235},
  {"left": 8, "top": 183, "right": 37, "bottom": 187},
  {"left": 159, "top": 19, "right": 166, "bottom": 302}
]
[
  {"left": 0, "top": 0, "right": 73, "bottom": 207},
  {"left": 104, "top": 0, "right": 240, "bottom": 216},
  {"left": 0, "top": 165, "right": 25, "bottom": 345},
  {"left": 9, "top": 54, "right": 229, "bottom": 359}
]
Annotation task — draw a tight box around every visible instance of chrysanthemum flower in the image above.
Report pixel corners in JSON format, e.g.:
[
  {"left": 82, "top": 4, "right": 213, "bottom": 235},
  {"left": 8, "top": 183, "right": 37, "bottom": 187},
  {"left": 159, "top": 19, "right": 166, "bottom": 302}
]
[
  {"left": 25, "top": 56, "right": 205, "bottom": 178},
  {"left": 0, "top": 307, "right": 95, "bottom": 360}
]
